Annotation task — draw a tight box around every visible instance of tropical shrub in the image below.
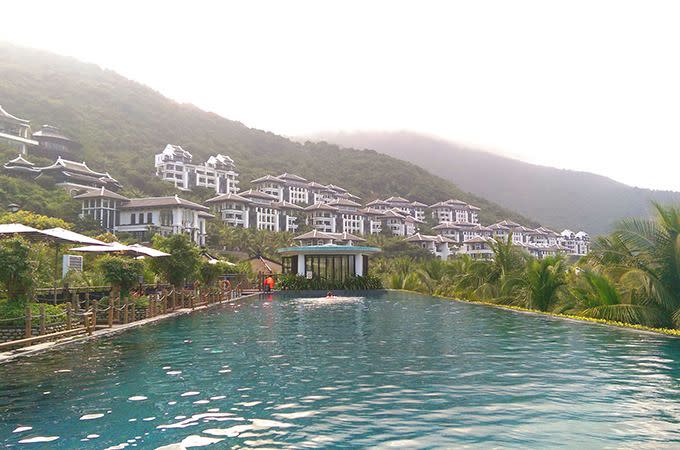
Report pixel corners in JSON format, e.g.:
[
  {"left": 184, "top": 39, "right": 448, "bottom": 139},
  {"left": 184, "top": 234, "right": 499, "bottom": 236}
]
[
  {"left": 147, "top": 234, "right": 201, "bottom": 288},
  {"left": 96, "top": 256, "right": 144, "bottom": 296},
  {"left": 0, "top": 237, "right": 38, "bottom": 304},
  {"left": 278, "top": 274, "right": 383, "bottom": 291}
]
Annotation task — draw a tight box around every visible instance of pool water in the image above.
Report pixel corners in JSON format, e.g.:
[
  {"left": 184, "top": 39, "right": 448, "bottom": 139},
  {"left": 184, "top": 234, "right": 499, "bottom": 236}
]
[{"left": 2, "top": 291, "right": 680, "bottom": 448}]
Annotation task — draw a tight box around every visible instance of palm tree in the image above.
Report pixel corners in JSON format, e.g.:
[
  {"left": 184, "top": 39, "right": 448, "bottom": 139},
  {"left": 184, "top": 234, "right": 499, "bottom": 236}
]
[
  {"left": 519, "top": 255, "right": 567, "bottom": 311},
  {"left": 610, "top": 203, "right": 680, "bottom": 325},
  {"left": 569, "top": 269, "right": 664, "bottom": 326}
]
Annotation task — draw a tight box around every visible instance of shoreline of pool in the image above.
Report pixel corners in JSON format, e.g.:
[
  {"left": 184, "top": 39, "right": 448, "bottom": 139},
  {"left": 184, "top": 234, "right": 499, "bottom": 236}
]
[{"left": 0, "top": 291, "right": 266, "bottom": 364}]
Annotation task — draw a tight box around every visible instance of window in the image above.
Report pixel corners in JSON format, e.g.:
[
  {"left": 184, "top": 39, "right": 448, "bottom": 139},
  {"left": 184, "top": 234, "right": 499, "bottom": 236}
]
[
  {"left": 131, "top": 214, "right": 136, "bottom": 225},
  {"left": 160, "top": 210, "right": 173, "bottom": 226},
  {"left": 147, "top": 212, "right": 153, "bottom": 224}
]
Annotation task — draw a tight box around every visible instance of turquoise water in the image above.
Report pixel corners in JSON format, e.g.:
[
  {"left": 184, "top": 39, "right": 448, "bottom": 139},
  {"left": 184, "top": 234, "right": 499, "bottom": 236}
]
[{"left": 2, "top": 291, "right": 680, "bottom": 448}]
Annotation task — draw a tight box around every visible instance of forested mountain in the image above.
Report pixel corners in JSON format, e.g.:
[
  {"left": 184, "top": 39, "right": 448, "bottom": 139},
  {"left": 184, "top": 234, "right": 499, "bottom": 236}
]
[
  {"left": 311, "top": 131, "right": 680, "bottom": 235},
  {"left": 0, "top": 43, "right": 533, "bottom": 227}
]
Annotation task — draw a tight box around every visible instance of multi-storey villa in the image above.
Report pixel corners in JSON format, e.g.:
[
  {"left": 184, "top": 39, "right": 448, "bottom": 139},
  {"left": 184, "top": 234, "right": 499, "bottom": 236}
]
[
  {"left": 459, "top": 236, "right": 495, "bottom": 260},
  {"left": 154, "top": 144, "right": 239, "bottom": 194},
  {"left": 559, "top": 230, "right": 590, "bottom": 256},
  {"left": 305, "top": 202, "right": 340, "bottom": 233},
  {"left": 328, "top": 198, "right": 365, "bottom": 235},
  {"left": 204, "top": 192, "right": 251, "bottom": 228},
  {"left": 359, "top": 207, "right": 385, "bottom": 235},
  {"left": 382, "top": 208, "right": 420, "bottom": 236},
  {"left": 430, "top": 199, "right": 480, "bottom": 224},
  {"left": 238, "top": 189, "right": 281, "bottom": 231},
  {"left": 75, "top": 191, "right": 211, "bottom": 246},
  {"left": 404, "top": 233, "right": 456, "bottom": 260}
]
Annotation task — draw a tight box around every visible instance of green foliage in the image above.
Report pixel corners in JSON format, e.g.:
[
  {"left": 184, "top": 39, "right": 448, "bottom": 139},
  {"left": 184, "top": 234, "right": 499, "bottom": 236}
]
[
  {"left": 197, "top": 260, "right": 238, "bottom": 287},
  {"left": 519, "top": 256, "right": 567, "bottom": 311},
  {"left": 147, "top": 234, "right": 201, "bottom": 287},
  {"left": 96, "top": 256, "right": 144, "bottom": 295},
  {"left": 0, "top": 210, "right": 72, "bottom": 230},
  {"left": 0, "top": 299, "right": 67, "bottom": 327},
  {"left": 278, "top": 274, "right": 383, "bottom": 291},
  {"left": 0, "top": 237, "right": 37, "bottom": 303}
]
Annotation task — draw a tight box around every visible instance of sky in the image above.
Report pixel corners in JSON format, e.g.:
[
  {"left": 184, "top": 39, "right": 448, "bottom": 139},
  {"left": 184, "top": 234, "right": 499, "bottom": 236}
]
[{"left": 1, "top": 1, "right": 679, "bottom": 190}]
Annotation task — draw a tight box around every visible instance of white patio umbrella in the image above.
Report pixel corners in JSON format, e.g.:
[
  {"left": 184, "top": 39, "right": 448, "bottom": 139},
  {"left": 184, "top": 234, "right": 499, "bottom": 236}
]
[
  {"left": 0, "top": 224, "right": 107, "bottom": 303},
  {"left": 70, "top": 242, "right": 170, "bottom": 258}
]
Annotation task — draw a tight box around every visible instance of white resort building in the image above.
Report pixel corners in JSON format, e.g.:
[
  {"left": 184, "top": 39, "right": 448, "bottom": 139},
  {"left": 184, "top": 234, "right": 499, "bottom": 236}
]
[{"left": 154, "top": 144, "right": 239, "bottom": 194}]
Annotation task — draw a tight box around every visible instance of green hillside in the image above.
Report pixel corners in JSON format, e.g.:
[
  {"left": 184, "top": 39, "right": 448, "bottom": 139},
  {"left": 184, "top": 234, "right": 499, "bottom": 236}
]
[
  {"left": 312, "top": 131, "right": 680, "bottom": 235},
  {"left": 0, "top": 43, "right": 533, "bottom": 227}
]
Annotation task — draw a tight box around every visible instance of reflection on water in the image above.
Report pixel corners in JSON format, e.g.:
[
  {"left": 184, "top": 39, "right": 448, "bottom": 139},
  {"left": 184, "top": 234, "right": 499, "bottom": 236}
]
[{"left": 1, "top": 291, "right": 680, "bottom": 448}]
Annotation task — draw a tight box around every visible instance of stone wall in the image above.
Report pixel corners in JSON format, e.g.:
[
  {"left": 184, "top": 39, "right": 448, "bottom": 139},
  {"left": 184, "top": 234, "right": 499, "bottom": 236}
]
[{"left": 0, "top": 323, "right": 71, "bottom": 343}]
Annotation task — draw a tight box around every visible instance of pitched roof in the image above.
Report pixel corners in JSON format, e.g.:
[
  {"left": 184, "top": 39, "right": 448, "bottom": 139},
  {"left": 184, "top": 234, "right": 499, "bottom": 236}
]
[
  {"left": 464, "top": 236, "right": 492, "bottom": 244},
  {"left": 306, "top": 181, "right": 327, "bottom": 189},
  {"left": 272, "top": 201, "right": 304, "bottom": 210},
  {"left": 38, "top": 156, "right": 113, "bottom": 179},
  {"left": 239, "top": 189, "right": 279, "bottom": 201},
  {"left": 204, "top": 192, "right": 251, "bottom": 204},
  {"left": 73, "top": 187, "right": 130, "bottom": 201},
  {"left": 328, "top": 198, "right": 362, "bottom": 208},
  {"left": 198, "top": 211, "right": 215, "bottom": 219},
  {"left": 410, "top": 201, "right": 428, "bottom": 207},
  {"left": 358, "top": 207, "right": 385, "bottom": 216},
  {"left": 120, "top": 195, "right": 209, "bottom": 211},
  {"left": 328, "top": 231, "right": 366, "bottom": 242},
  {"left": 5, "top": 154, "right": 34, "bottom": 167},
  {"left": 251, "top": 174, "right": 284, "bottom": 184},
  {"left": 162, "top": 144, "right": 192, "bottom": 160},
  {"left": 405, "top": 233, "right": 456, "bottom": 244},
  {"left": 304, "top": 202, "right": 339, "bottom": 212},
  {"left": 294, "top": 229, "right": 336, "bottom": 241},
  {"left": 277, "top": 173, "right": 307, "bottom": 183},
  {"left": 366, "top": 199, "right": 389, "bottom": 207},
  {"left": 384, "top": 196, "right": 410, "bottom": 203},
  {"left": 326, "top": 184, "right": 348, "bottom": 193}
]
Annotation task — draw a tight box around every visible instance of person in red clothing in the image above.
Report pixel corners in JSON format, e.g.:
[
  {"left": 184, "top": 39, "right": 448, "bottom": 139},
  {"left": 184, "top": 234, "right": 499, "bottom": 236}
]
[{"left": 263, "top": 275, "right": 275, "bottom": 293}]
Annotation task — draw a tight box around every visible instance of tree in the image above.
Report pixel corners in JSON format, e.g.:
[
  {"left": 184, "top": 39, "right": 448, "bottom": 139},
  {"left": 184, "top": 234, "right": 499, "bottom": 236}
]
[
  {"left": 569, "top": 269, "right": 664, "bottom": 326},
  {"left": 0, "top": 210, "right": 71, "bottom": 230},
  {"left": 148, "top": 234, "right": 201, "bottom": 287},
  {"left": 519, "top": 255, "right": 567, "bottom": 311},
  {"left": 0, "top": 237, "right": 37, "bottom": 303},
  {"left": 96, "top": 256, "right": 144, "bottom": 296},
  {"left": 198, "top": 260, "right": 237, "bottom": 287}
]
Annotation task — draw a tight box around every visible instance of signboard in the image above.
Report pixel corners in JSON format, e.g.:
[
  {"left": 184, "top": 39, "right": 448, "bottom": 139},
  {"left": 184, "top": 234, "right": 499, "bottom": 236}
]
[{"left": 306, "top": 271, "right": 313, "bottom": 279}]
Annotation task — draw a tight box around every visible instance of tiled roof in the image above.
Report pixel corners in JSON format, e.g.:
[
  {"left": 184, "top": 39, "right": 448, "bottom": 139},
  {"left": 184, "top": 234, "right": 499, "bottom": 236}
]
[
  {"left": 32, "top": 125, "right": 78, "bottom": 144},
  {"left": 304, "top": 202, "right": 339, "bottom": 212},
  {"left": 251, "top": 174, "right": 284, "bottom": 184},
  {"left": 328, "top": 232, "right": 366, "bottom": 242},
  {"left": 272, "top": 201, "right": 304, "bottom": 210},
  {"left": 328, "top": 198, "right": 362, "bottom": 208},
  {"left": 366, "top": 199, "right": 389, "bottom": 207},
  {"left": 205, "top": 192, "right": 251, "bottom": 204},
  {"left": 277, "top": 173, "right": 307, "bottom": 183},
  {"left": 73, "top": 187, "right": 130, "bottom": 201},
  {"left": 358, "top": 207, "right": 385, "bottom": 216},
  {"left": 384, "top": 196, "right": 410, "bottom": 203},
  {"left": 239, "top": 189, "right": 279, "bottom": 201},
  {"left": 6, "top": 154, "right": 34, "bottom": 166},
  {"left": 120, "top": 195, "right": 209, "bottom": 211},
  {"left": 294, "top": 230, "right": 336, "bottom": 241}
]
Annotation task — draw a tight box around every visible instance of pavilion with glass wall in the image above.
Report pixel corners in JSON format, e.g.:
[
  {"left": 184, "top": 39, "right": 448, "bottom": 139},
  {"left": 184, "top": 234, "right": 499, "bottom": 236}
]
[{"left": 278, "top": 244, "right": 381, "bottom": 282}]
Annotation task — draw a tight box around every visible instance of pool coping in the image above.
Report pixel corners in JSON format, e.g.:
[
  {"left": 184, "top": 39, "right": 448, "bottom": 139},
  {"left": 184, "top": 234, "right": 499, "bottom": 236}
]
[{"left": 0, "top": 291, "right": 264, "bottom": 365}]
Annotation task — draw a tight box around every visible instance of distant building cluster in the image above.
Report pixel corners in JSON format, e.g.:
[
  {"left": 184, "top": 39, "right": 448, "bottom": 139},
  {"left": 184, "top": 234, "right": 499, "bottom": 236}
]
[{"left": 1, "top": 104, "right": 590, "bottom": 258}]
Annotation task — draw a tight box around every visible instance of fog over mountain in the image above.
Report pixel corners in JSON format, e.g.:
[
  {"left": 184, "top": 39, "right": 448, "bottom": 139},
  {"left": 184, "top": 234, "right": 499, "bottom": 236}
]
[{"left": 309, "top": 131, "right": 680, "bottom": 235}]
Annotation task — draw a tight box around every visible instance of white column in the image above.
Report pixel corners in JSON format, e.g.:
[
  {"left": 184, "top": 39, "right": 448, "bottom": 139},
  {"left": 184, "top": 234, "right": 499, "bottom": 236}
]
[
  {"left": 297, "top": 254, "right": 306, "bottom": 276},
  {"left": 355, "top": 253, "right": 364, "bottom": 277}
]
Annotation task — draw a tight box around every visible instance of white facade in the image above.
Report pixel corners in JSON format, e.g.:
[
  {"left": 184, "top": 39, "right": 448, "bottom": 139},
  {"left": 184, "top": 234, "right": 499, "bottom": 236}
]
[{"left": 154, "top": 144, "right": 239, "bottom": 194}]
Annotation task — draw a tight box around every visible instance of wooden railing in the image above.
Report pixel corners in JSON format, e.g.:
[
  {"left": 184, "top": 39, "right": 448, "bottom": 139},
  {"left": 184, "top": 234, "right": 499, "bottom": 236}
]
[{"left": 0, "top": 286, "right": 243, "bottom": 352}]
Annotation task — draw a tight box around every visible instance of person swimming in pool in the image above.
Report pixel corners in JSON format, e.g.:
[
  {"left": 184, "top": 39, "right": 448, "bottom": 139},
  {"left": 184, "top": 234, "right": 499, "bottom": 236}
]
[{"left": 326, "top": 291, "right": 334, "bottom": 298}]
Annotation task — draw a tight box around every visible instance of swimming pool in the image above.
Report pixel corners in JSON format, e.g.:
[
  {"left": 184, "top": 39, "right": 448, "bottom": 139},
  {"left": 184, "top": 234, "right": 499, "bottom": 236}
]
[{"left": 2, "top": 291, "right": 680, "bottom": 448}]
